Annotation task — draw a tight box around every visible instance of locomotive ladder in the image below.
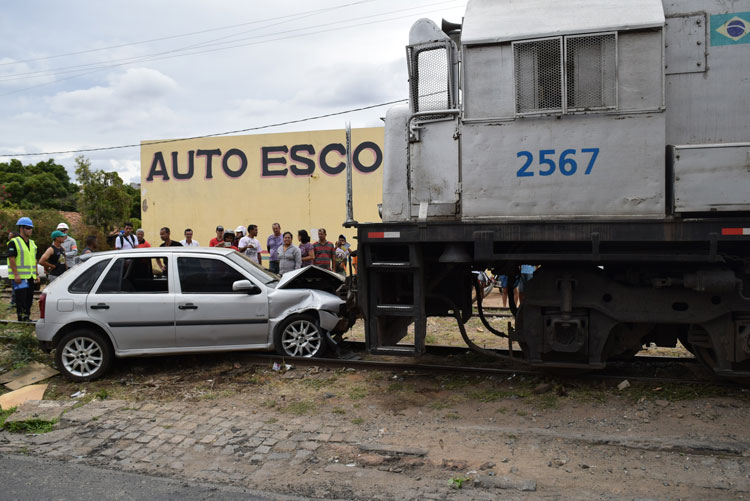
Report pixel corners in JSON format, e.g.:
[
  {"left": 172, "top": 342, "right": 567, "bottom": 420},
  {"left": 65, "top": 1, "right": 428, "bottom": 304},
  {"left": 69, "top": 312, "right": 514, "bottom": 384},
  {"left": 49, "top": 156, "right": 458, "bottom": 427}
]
[{"left": 363, "top": 242, "right": 427, "bottom": 356}]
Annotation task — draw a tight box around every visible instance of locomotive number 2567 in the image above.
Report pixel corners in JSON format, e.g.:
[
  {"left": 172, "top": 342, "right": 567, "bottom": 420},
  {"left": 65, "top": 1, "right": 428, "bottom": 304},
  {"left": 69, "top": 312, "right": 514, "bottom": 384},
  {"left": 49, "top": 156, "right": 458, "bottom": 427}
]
[{"left": 516, "top": 148, "right": 599, "bottom": 177}]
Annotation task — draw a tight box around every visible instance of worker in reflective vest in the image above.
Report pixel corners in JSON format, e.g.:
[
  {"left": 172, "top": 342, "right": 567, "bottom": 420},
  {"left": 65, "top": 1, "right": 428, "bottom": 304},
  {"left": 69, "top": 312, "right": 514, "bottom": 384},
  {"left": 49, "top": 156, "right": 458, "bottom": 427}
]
[{"left": 8, "top": 217, "right": 38, "bottom": 322}]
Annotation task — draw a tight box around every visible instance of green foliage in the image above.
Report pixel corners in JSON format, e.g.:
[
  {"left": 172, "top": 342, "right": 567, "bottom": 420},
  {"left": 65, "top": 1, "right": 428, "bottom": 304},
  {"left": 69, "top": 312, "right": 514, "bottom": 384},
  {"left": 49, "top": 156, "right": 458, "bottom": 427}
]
[
  {"left": 0, "top": 158, "right": 78, "bottom": 211},
  {"left": 75, "top": 156, "right": 132, "bottom": 231},
  {"left": 0, "top": 209, "right": 71, "bottom": 254},
  {"left": 0, "top": 325, "right": 48, "bottom": 369},
  {"left": 0, "top": 407, "right": 17, "bottom": 427},
  {"left": 4, "top": 417, "right": 57, "bottom": 434},
  {"left": 282, "top": 400, "right": 315, "bottom": 416},
  {"left": 449, "top": 477, "right": 470, "bottom": 489},
  {"left": 123, "top": 183, "right": 142, "bottom": 220}
]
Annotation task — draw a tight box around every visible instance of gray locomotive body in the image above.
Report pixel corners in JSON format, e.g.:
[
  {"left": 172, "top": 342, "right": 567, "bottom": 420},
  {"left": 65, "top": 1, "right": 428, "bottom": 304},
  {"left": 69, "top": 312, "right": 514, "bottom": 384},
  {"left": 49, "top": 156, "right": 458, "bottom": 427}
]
[{"left": 357, "top": 0, "right": 750, "bottom": 378}]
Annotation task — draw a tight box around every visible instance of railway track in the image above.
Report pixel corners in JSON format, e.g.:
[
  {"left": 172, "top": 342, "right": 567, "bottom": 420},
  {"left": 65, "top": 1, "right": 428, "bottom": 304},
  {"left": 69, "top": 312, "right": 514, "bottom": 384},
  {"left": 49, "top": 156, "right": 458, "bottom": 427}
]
[{"left": 0, "top": 318, "right": 728, "bottom": 386}]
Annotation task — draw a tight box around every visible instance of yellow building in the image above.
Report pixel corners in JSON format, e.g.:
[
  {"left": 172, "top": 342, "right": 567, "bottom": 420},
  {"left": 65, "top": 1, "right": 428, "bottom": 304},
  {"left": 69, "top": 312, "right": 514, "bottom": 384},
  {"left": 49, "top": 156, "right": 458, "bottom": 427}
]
[{"left": 140, "top": 127, "right": 384, "bottom": 261}]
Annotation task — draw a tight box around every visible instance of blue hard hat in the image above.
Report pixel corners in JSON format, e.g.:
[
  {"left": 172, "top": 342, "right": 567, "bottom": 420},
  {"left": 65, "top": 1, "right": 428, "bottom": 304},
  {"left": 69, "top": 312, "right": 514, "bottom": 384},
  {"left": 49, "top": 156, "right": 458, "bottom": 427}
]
[{"left": 16, "top": 217, "right": 33, "bottom": 227}]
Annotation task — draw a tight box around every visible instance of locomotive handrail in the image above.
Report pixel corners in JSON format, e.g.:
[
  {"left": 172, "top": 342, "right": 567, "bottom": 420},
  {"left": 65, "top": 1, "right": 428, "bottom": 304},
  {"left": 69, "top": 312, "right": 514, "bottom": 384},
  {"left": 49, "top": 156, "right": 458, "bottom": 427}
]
[{"left": 407, "top": 109, "right": 460, "bottom": 141}]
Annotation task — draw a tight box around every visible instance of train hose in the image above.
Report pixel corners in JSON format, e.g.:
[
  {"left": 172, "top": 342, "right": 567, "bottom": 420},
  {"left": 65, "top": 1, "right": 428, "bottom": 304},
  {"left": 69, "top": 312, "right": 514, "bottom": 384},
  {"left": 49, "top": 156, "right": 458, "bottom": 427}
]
[
  {"left": 473, "top": 275, "right": 508, "bottom": 338},
  {"left": 428, "top": 293, "right": 525, "bottom": 364}
]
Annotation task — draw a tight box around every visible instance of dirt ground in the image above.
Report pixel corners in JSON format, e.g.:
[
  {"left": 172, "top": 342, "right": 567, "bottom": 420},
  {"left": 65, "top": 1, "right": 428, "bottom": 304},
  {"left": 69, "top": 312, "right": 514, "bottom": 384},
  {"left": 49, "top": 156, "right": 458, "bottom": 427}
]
[{"left": 2, "top": 290, "right": 749, "bottom": 499}]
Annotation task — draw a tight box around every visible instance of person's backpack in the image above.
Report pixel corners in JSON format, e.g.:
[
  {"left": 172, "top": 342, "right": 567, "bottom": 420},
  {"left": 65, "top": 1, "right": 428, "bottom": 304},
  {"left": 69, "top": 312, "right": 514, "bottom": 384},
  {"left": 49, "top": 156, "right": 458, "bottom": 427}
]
[{"left": 118, "top": 233, "right": 136, "bottom": 249}]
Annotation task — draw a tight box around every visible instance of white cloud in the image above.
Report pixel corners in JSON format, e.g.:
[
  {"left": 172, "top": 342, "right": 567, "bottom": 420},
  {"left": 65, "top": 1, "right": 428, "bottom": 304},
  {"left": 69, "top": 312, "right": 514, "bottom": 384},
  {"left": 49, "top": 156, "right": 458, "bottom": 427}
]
[
  {"left": 47, "top": 67, "right": 179, "bottom": 127},
  {"left": 108, "top": 158, "right": 141, "bottom": 183}
]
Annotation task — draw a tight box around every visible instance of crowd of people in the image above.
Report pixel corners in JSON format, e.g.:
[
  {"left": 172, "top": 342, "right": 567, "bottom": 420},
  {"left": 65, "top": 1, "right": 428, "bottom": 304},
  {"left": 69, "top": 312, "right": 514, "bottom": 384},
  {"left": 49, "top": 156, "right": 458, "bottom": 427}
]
[
  {"left": 105, "top": 221, "right": 354, "bottom": 278},
  {"left": 6, "top": 216, "right": 355, "bottom": 321}
]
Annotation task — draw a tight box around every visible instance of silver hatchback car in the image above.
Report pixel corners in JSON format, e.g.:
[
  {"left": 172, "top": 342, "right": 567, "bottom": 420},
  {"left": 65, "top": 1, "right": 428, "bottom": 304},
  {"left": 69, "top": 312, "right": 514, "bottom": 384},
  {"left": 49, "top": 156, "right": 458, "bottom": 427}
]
[{"left": 36, "top": 247, "right": 352, "bottom": 381}]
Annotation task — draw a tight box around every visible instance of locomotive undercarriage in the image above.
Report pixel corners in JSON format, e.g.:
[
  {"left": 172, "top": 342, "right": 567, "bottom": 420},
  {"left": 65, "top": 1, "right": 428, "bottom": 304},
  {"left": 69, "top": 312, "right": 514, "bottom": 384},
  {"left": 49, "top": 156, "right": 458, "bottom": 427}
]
[
  {"left": 357, "top": 221, "right": 750, "bottom": 380},
  {"left": 515, "top": 266, "right": 750, "bottom": 377}
]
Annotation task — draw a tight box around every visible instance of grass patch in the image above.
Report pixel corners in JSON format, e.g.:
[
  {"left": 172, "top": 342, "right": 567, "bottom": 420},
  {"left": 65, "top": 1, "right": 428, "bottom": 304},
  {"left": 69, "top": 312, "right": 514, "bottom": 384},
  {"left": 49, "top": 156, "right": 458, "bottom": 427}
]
[
  {"left": 351, "top": 417, "right": 364, "bottom": 425},
  {"left": 282, "top": 400, "right": 315, "bottom": 416},
  {"left": 443, "top": 412, "right": 460, "bottom": 420},
  {"left": 348, "top": 386, "right": 368, "bottom": 400},
  {"left": 0, "top": 325, "right": 48, "bottom": 369},
  {"left": 332, "top": 408, "right": 346, "bottom": 415},
  {"left": 0, "top": 407, "right": 17, "bottom": 427},
  {"left": 449, "top": 477, "right": 470, "bottom": 489},
  {"left": 386, "top": 382, "right": 408, "bottom": 393},
  {"left": 4, "top": 418, "right": 57, "bottom": 434},
  {"left": 467, "top": 388, "right": 518, "bottom": 402},
  {"left": 428, "top": 401, "right": 452, "bottom": 410},
  {"left": 532, "top": 393, "right": 559, "bottom": 409},
  {"left": 439, "top": 375, "right": 474, "bottom": 390},
  {"left": 266, "top": 417, "right": 278, "bottom": 424},
  {"left": 94, "top": 390, "right": 109, "bottom": 400},
  {"left": 301, "top": 376, "right": 339, "bottom": 390}
]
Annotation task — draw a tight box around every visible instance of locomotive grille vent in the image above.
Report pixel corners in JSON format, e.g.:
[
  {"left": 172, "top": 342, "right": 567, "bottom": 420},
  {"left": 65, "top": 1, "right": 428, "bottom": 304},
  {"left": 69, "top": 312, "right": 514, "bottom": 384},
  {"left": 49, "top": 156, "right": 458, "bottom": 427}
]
[
  {"left": 566, "top": 34, "right": 616, "bottom": 111},
  {"left": 407, "top": 41, "right": 455, "bottom": 115},
  {"left": 514, "top": 33, "right": 617, "bottom": 115},
  {"left": 514, "top": 38, "right": 563, "bottom": 113}
]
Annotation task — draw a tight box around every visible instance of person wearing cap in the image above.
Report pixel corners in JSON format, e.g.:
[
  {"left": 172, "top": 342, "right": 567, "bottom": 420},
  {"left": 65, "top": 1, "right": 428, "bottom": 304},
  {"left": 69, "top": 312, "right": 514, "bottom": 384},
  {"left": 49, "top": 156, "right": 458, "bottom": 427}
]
[
  {"left": 7, "top": 217, "right": 38, "bottom": 321},
  {"left": 180, "top": 228, "right": 199, "bottom": 247},
  {"left": 39, "top": 230, "right": 68, "bottom": 283},
  {"left": 209, "top": 226, "right": 224, "bottom": 247},
  {"left": 56, "top": 222, "right": 78, "bottom": 265},
  {"left": 233, "top": 226, "right": 246, "bottom": 248}
]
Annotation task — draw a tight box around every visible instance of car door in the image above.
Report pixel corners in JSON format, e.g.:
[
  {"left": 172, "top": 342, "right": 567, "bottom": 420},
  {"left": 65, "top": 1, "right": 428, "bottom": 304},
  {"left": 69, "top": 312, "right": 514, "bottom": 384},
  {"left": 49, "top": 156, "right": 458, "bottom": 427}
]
[
  {"left": 174, "top": 255, "right": 269, "bottom": 347},
  {"left": 86, "top": 255, "right": 175, "bottom": 350}
]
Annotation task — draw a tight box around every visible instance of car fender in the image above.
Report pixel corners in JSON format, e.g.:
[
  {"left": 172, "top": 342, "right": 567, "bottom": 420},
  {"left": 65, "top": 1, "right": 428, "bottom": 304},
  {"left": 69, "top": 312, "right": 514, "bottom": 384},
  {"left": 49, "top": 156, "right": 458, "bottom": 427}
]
[{"left": 267, "top": 288, "right": 344, "bottom": 335}]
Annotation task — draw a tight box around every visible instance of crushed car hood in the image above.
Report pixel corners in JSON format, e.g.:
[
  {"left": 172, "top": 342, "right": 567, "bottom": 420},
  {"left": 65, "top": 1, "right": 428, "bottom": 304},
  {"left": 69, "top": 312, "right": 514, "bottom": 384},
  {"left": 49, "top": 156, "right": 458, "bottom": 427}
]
[{"left": 276, "top": 265, "right": 344, "bottom": 294}]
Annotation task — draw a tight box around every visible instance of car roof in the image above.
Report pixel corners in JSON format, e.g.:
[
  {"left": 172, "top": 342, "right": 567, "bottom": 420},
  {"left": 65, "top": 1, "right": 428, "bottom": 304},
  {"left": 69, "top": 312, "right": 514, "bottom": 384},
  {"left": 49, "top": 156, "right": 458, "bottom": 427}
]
[{"left": 80, "top": 246, "right": 236, "bottom": 260}]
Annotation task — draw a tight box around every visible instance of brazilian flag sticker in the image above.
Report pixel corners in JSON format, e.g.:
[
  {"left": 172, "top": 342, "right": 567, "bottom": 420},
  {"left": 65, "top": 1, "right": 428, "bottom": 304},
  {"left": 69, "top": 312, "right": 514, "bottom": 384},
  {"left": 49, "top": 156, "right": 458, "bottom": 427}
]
[{"left": 711, "top": 12, "right": 750, "bottom": 46}]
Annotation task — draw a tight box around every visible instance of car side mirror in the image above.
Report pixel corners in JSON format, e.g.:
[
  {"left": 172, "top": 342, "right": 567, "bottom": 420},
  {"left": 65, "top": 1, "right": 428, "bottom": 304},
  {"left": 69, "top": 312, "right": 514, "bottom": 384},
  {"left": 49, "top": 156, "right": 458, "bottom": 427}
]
[{"left": 232, "top": 279, "right": 261, "bottom": 295}]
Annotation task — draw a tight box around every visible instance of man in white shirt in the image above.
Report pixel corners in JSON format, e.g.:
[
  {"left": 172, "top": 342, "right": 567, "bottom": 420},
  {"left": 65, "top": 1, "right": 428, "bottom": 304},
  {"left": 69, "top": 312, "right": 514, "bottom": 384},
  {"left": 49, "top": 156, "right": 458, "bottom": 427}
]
[
  {"left": 114, "top": 222, "right": 137, "bottom": 250},
  {"left": 239, "top": 224, "right": 262, "bottom": 265},
  {"left": 180, "top": 228, "right": 200, "bottom": 247}
]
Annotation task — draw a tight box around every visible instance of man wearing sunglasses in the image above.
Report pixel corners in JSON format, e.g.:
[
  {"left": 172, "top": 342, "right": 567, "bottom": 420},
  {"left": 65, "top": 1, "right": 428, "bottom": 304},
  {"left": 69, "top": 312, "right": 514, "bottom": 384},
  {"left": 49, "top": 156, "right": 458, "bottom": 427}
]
[{"left": 7, "top": 217, "right": 39, "bottom": 322}]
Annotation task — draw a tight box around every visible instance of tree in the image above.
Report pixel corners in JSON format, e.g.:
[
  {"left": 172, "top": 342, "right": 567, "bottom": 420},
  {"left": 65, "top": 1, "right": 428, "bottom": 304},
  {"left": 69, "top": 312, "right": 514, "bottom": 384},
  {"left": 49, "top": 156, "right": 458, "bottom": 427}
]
[
  {"left": 0, "top": 158, "right": 78, "bottom": 210},
  {"left": 75, "top": 156, "right": 131, "bottom": 231},
  {"left": 123, "top": 183, "right": 141, "bottom": 220}
]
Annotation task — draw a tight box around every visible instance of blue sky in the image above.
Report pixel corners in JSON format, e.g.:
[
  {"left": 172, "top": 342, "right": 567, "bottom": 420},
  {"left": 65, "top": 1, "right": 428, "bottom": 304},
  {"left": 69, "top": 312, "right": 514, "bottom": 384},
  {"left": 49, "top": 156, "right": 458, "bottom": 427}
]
[{"left": 0, "top": 0, "right": 464, "bottom": 182}]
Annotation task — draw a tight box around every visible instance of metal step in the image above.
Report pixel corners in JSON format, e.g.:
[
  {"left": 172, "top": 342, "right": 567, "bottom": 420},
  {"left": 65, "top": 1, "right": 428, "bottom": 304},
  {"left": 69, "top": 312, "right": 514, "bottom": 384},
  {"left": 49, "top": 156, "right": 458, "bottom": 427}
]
[
  {"left": 370, "top": 345, "right": 421, "bottom": 356},
  {"left": 369, "top": 261, "right": 415, "bottom": 269},
  {"left": 375, "top": 304, "right": 416, "bottom": 316}
]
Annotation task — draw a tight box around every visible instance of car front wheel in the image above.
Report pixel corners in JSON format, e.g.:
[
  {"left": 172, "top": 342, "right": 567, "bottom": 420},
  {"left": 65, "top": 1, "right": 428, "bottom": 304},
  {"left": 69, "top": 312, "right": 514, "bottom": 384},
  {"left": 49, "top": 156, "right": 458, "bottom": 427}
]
[
  {"left": 274, "top": 314, "right": 326, "bottom": 358},
  {"left": 55, "top": 329, "right": 113, "bottom": 382}
]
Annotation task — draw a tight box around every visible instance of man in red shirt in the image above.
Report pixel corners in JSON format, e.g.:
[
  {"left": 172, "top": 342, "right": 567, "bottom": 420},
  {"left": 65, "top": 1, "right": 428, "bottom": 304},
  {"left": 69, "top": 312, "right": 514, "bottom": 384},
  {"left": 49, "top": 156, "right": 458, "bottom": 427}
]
[
  {"left": 313, "top": 228, "right": 335, "bottom": 271},
  {"left": 136, "top": 229, "right": 151, "bottom": 248},
  {"left": 209, "top": 226, "right": 224, "bottom": 247}
]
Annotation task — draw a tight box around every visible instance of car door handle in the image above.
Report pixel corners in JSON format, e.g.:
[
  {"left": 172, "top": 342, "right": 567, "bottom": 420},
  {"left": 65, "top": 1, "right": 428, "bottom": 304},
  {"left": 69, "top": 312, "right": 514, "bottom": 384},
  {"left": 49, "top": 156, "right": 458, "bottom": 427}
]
[
  {"left": 90, "top": 303, "right": 110, "bottom": 310},
  {"left": 178, "top": 303, "right": 198, "bottom": 310}
]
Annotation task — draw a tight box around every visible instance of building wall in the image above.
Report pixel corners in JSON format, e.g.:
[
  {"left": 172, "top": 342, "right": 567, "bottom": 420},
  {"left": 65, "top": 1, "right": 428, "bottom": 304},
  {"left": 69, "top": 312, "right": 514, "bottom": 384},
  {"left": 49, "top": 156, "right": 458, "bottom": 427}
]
[{"left": 140, "top": 127, "right": 384, "bottom": 257}]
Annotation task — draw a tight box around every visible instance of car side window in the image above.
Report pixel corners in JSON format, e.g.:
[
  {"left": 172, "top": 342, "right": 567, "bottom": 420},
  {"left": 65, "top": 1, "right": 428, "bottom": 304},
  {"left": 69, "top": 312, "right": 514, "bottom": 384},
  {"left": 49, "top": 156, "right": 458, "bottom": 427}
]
[
  {"left": 96, "top": 257, "right": 169, "bottom": 294},
  {"left": 178, "top": 257, "right": 247, "bottom": 293},
  {"left": 68, "top": 259, "right": 111, "bottom": 294}
]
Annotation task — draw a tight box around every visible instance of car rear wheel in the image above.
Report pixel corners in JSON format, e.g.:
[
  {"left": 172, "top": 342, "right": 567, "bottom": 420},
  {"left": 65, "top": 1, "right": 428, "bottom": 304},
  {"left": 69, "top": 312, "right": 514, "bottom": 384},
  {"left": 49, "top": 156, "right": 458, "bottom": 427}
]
[
  {"left": 274, "top": 314, "right": 326, "bottom": 358},
  {"left": 55, "top": 329, "right": 113, "bottom": 382}
]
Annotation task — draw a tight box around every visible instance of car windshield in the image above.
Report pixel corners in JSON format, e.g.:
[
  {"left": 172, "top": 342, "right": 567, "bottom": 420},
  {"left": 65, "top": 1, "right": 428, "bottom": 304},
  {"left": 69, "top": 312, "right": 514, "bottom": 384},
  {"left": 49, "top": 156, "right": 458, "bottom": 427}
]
[{"left": 227, "top": 251, "right": 279, "bottom": 285}]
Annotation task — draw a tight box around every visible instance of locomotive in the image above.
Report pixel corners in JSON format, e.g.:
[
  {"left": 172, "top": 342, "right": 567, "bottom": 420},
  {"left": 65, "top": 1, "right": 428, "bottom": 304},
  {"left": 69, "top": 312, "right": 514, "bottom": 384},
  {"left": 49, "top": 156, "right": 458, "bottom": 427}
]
[{"left": 354, "top": 0, "right": 750, "bottom": 379}]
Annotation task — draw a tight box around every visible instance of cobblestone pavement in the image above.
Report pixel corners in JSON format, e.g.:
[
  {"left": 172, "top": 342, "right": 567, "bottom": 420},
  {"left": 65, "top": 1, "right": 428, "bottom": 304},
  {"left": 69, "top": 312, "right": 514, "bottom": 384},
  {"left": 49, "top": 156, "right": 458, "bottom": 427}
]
[{"left": 1, "top": 398, "right": 749, "bottom": 500}]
